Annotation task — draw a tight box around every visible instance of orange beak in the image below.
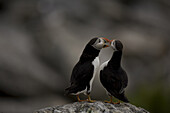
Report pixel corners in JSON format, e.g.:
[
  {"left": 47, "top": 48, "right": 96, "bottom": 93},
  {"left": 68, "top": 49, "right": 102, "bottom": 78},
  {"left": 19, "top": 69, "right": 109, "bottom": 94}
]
[
  {"left": 102, "top": 38, "right": 110, "bottom": 42},
  {"left": 103, "top": 45, "right": 109, "bottom": 48},
  {"left": 102, "top": 38, "right": 110, "bottom": 48},
  {"left": 109, "top": 39, "right": 115, "bottom": 44}
]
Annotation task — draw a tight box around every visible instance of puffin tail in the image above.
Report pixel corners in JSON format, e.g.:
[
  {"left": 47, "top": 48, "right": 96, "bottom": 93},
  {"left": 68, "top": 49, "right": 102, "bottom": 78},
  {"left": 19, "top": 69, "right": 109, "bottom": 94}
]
[
  {"left": 65, "top": 85, "right": 78, "bottom": 95},
  {"left": 117, "top": 92, "right": 129, "bottom": 103},
  {"left": 65, "top": 86, "right": 72, "bottom": 95}
]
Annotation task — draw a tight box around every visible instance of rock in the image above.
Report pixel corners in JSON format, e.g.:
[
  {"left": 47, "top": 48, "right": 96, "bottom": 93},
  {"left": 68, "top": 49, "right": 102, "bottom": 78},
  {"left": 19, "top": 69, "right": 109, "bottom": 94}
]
[{"left": 34, "top": 101, "right": 149, "bottom": 113}]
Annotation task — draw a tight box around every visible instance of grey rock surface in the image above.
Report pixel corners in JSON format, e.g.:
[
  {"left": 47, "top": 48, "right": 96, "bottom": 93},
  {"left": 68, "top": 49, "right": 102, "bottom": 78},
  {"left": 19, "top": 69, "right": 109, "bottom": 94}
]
[{"left": 35, "top": 101, "right": 149, "bottom": 113}]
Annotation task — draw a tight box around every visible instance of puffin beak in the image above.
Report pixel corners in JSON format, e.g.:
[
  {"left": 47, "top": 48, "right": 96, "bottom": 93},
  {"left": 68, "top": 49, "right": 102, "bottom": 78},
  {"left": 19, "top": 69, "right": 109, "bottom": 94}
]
[
  {"left": 104, "top": 45, "right": 109, "bottom": 48},
  {"left": 109, "top": 39, "right": 114, "bottom": 44},
  {"left": 102, "top": 38, "right": 110, "bottom": 48},
  {"left": 103, "top": 44, "right": 109, "bottom": 48}
]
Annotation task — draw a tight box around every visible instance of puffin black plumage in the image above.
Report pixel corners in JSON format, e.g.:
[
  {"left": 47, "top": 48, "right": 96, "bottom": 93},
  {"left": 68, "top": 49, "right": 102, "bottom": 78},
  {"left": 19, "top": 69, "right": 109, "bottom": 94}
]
[
  {"left": 65, "top": 37, "right": 110, "bottom": 102},
  {"left": 100, "top": 39, "right": 129, "bottom": 103}
]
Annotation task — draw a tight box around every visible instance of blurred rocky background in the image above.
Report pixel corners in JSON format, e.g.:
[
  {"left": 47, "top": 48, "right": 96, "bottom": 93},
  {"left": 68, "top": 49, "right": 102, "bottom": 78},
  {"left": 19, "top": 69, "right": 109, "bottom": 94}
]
[{"left": 0, "top": 0, "right": 169, "bottom": 113}]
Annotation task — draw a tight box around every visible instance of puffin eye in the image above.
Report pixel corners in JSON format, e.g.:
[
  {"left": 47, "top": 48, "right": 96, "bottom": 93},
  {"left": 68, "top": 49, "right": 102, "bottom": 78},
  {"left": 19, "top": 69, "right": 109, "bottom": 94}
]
[
  {"left": 98, "top": 39, "right": 101, "bottom": 43},
  {"left": 104, "top": 40, "right": 107, "bottom": 43}
]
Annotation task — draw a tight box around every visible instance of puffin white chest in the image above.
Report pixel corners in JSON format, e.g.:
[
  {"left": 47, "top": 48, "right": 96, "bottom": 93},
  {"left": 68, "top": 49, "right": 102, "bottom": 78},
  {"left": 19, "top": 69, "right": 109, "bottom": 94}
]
[
  {"left": 89, "top": 56, "right": 100, "bottom": 91},
  {"left": 100, "top": 60, "right": 109, "bottom": 71}
]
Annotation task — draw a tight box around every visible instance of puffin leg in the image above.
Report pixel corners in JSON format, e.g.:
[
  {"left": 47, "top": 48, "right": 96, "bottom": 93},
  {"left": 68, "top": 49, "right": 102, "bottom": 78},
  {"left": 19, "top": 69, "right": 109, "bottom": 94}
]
[
  {"left": 114, "top": 100, "right": 120, "bottom": 104},
  {"left": 104, "top": 96, "right": 114, "bottom": 104},
  {"left": 87, "top": 95, "right": 96, "bottom": 102},
  {"left": 76, "top": 95, "right": 87, "bottom": 102}
]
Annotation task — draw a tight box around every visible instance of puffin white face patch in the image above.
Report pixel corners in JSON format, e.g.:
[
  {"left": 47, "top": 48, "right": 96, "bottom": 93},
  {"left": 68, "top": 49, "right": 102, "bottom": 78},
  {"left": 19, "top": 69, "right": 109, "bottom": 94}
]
[
  {"left": 92, "top": 38, "right": 105, "bottom": 50},
  {"left": 111, "top": 41, "right": 117, "bottom": 51}
]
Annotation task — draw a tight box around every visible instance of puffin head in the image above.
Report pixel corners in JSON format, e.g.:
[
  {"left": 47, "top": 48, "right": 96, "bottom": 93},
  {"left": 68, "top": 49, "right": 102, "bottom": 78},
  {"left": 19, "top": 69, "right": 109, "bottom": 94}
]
[
  {"left": 89, "top": 37, "right": 110, "bottom": 50},
  {"left": 110, "top": 39, "right": 123, "bottom": 51}
]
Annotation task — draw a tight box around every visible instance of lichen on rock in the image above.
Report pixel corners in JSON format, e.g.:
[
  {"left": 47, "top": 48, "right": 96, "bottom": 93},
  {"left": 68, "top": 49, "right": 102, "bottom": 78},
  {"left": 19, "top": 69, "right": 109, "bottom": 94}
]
[{"left": 34, "top": 101, "right": 149, "bottom": 113}]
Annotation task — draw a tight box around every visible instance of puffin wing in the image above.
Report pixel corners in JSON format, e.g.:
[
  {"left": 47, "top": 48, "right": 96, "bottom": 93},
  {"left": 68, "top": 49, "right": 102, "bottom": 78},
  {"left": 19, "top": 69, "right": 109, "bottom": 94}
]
[
  {"left": 119, "top": 68, "right": 128, "bottom": 93},
  {"left": 101, "top": 68, "right": 126, "bottom": 95},
  {"left": 111, "top": 68, "right": 128, "bottom": 94},
  {"left": 109, "top": 73, "right": 122, "bottom": 94},
  {"left": 70, "top": 61, "right": 94, "bottom": 85}
]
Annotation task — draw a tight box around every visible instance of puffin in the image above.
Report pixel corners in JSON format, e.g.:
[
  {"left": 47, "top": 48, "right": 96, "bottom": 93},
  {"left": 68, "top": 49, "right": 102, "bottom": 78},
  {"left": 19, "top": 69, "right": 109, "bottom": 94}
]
[
  {"left": 65, "top": 37, "right": 110, "bottom": 102},
  {"left": 100, "top": 39, "right": 129, "bottom": 104}
]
